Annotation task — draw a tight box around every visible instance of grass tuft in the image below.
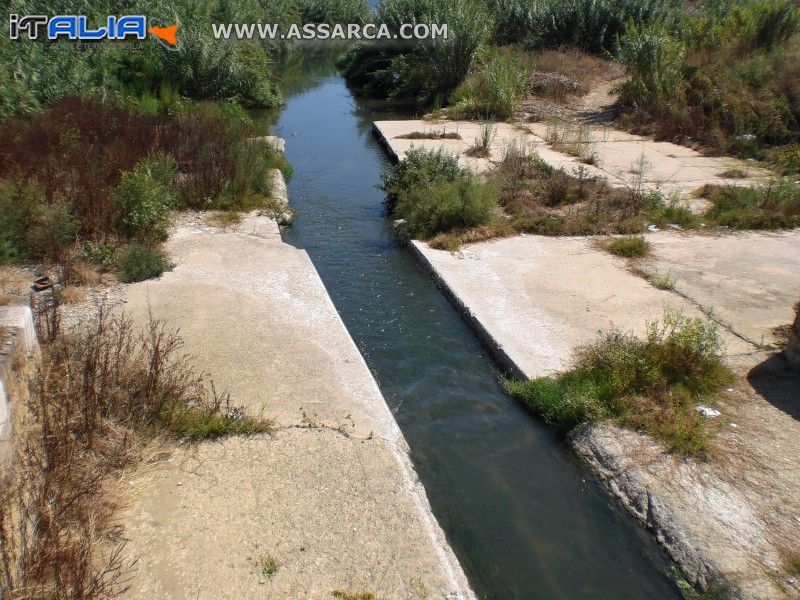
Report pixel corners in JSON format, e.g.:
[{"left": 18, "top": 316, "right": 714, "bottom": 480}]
[
  {"left": 604, "top": 236, "right": 651, "bottom": 258},
  {"left": 504, "top": 311, "right": 734, "bottom": 456}
]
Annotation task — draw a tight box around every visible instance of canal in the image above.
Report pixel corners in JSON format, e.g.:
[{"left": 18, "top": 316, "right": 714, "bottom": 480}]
[{"left": 271, "top": 64, "right": 679, "bottom": 599}]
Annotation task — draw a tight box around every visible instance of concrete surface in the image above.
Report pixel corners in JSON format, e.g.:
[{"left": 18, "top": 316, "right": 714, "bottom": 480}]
[
  {"left": 639, "top": 230, "right": 800, "bottom": 349},
  {"left": 0, "top": 306, "right": 37, "bottom": 446},
  {"left": 373, "top": 120, "right": 773, "bottom": 200},
  {"left": 411, "top": 234, "right": 762, "bottom": 380},
  {"left": 119, "top": 210, "right": 474, "bottom": 598}
]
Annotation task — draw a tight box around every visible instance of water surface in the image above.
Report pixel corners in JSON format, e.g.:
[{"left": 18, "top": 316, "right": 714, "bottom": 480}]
[{"left": 272, "top": 72, "right": 678, "bottom": 599}]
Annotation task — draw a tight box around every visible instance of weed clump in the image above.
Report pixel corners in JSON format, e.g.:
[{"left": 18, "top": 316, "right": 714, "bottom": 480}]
[
  {"left": 505, "top": 311, "right": 734, "bottom": 456},
  {"left": 117, "top": 245, "right": 172, "bottom": 283},
  {"left": 604, "top": 236, "right": 651, "bottom": 258},
  {"left": 702, "top": 181, "right": 800, "bottom": 229}
]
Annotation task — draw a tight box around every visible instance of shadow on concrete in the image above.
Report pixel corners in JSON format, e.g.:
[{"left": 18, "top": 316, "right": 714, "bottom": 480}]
[{"left": 748, "top": 353, "right": 800, "bottom": 421}]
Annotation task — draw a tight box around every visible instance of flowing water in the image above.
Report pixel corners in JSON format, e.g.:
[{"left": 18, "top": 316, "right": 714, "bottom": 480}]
[{"left": 269, "top": 66, "right": 679, "bottom": 599}]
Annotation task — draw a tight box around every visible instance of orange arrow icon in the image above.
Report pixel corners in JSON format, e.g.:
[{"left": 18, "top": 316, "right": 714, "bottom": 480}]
[{"left": 149, "top": 24, "right": 179, "bottom": 46}]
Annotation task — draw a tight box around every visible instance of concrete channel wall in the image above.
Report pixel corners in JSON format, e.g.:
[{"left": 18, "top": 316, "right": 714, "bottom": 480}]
[
  {"left": 119, "top": 145, "right": 477, "bottom": 599},
  {"left": 0, "top": 306, "right": 38, "bottom": 454}
]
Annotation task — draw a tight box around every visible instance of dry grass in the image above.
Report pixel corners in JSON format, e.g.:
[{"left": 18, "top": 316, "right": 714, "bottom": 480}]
[
  {"left": 545, "top": 120, "right": 598, "bottom": 164},
  {"left": 205, "top": 211, "right": 244, "bottom": 228},
  {"left": 534, "top": 49, "right": 623, "bottom": 88},
  {"left": 397, "top": 131, "right": 461, "bottom": 140},
  {"left": 59, "top": 285, "right": 87, "bottom": 305},
  {"left": 0, "top": 307, "right": 272, "bottom": 599},
  {"left": 65, "top": 260, "right": 102, "bottom": 286}
]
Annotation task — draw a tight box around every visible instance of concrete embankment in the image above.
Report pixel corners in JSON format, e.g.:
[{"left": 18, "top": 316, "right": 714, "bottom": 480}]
[
  {"left": 375, "top": 117, "right": 800, "bottom": 598},
  {"left": 405, "top": 232, "right": 800, "bottom": 599},
  {"left": 0, "top": 306, "right": 37, "bottom": 459},
  {"left": 119, "top": 163, "right": 475, "bottom": 598}
]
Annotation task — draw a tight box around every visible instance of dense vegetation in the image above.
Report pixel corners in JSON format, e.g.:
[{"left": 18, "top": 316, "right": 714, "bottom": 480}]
[
  {"left": 343, "top": 0, "right": 800, "bottom": 167},
  {"left": 505, "top": 311, "right": 735, "bottom": 456},
  {"left": 0, "top": 0, "right": 368, "bottom": 282},
  {"left": 0, "top": 97, "right": 289, "bottom": 281},
  {"left": 382, "top": 143, "right": 800, "bottom": 250}
]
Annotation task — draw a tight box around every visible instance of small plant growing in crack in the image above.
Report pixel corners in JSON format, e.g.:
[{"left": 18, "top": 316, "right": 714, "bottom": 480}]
[
  {"left": 650, "top": 273, "right": 677, "bottom": 290},
  {"left": 259, "top": 554, "right": 279, "bottom": 579}
]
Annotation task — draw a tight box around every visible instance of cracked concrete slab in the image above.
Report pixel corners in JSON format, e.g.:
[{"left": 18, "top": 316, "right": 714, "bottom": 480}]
[
  {"left": 639, "top": 230, "right": 800, "bottom": 349},
  {"left": 411, "top": 234, "right": 759, "bottom": 380},
  {"left": 373, "top": 120, "right": 773, "bottom": 199},
  {"left": 119, "top": 208, "right": 474, "bottom": 599}
]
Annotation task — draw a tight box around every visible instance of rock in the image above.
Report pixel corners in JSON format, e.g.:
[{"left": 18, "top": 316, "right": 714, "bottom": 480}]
[{"left": 697, "top": 405, "right": 721, "bottom": 417}]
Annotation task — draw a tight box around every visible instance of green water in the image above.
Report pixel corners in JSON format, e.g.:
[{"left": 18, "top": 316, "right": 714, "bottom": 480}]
[{"left": 271, "top": 67, "right": 679, "bottom": 599}]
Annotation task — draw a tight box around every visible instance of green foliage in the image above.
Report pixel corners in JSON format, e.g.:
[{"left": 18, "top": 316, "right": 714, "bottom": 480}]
[
  {"left": 604, "top": 236, "right": 651, "bottom": 258},
  {"left": 117, "top": 245, "right": 172, "bottom": 283},
  {"left": 489, "top": 0, "right": 681, "bottom": 54},
  {"left": 115, "top": 154, "right": 178, "bottom": 243},
  {"left": 154, "top": 401, "right": 272, "bottom": 442},
  {"left": 644, "top": 193, "right": 702, "bottom": 229},
  {"left": 505, "top": 311, "right": 734, "bottom": 455},
  {"left": 26, "top": 202, "right": 80, "bottom": 260},
  {"left": 381, "top": 147, "right": 464, "bottom": 208},
  {"left": 449, "top": 47, "right": 529, "bottom": 120},
  {"left": 394, "top": 176, "right": 499, "bottom": 239},
  {"left": 0, "top": 180, "right": 40, "bottom": 263},
  {"left": 618, "top": 23, "right": 686, "bottom": 107},
  {"left": 703, "top": 181, "right": 800, "bottom": 229},
  {"left": 340, "top": 0, "right": 491, "bottom": 106},
  {"left": 79, "top": 242, "right": 116, "bottom": 267},
  {"left": 295, "top": 0, "right": 372, "bottom": 24}
]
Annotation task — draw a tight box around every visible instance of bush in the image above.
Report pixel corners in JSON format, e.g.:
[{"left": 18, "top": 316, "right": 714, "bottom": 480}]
[
  {"left": 340, "top": 0, "right": 491, "bottom": 106},
  {"left": 115, "top": 154, "right": 178, "bottom": 242},
  {"left": 117, "top": 245, "right": 172, "bottom": 283},
  {"left": 505, "top": 311, "right": 733, "bottom": 455},
  {"left": 618, "top": 23, "right": 686, "bottom": 107},
  {"left": 381, "top": 147, "right": 465, "bottom": 208},
  {"left": 26, "top": 202, "right": 80, "bottom": 261},
  {"left": 703, "top": 181, "right": 800, "bottom": 229},
  {"left": 0, "top": 179, "right": 39, "bottom": 263},
  {"left": 604, "top": 236, "right": 651, "bottom": 258},
  {"left": 449, "top": 47, "right": 530, "bottom": 120},
  {"left": 489, "top": 0, "right": 680, "bottom": 54},
  {"left": 394, "top": 177, "right": 499, "bottom": 239}
]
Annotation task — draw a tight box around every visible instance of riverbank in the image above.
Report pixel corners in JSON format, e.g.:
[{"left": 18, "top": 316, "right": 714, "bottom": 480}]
[
  {"left": 411, "top": 230, "right": 800, "bottom": 598},
  {"left": 115, "top": 163, "right": 475, "bottom": 598},
  {"left": 376, "top": 118, "right": 800, "bottom": 597}
]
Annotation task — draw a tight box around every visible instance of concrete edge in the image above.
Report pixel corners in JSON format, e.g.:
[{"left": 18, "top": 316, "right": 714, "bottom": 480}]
[
  {"left": 372, "top": 122, "right": 400, "bottom": 163},
  {"left": 409, "top": 241, "right": 527, "bottom": 380},
  {"left": 273, "top": 160, "right": 477, "bottom": 599},
  {"left": 0, "top": 306, "right": 38, "bottom": 442}
]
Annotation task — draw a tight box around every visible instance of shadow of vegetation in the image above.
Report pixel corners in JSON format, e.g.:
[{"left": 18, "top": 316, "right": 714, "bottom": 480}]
[{"left": 747, "top": 353, "right": 800, "bottom": 421}]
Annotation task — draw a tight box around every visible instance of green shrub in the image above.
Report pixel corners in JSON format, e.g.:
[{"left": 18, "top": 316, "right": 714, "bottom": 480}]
[
  {"left": 340, "top": 0, "right": 491, "bottom": 105},
  {"left": 394, "top": 177, "right": 499, "bottom": 239},
  {"left": 490, "top": 0, "right": 680, "bottom": 54},
  {"left": 703, "top": 181, "right": 800, "bottom": 229},
  {"left": 79, "top": 241, "right": 116, "bottom": 267},
  {"left": 117, "top": 245, "right": 172, "bottom": 283},
  {"left": 643, "top": 193, "right": 702, "bottom": 229},
  {"left": 604, "top": 236, "right": 651, "bottom": 258},
  {"left": 0, "top": 179, "right": 40, "bottom": 263},
  {"left": 115, "top": 154, "right": 178, "bottom": 242},
  {"left": 26, "top": 202, "right": 80, "bottom": 260},
  {"left": 449, "top": 47, "right": 530, "bottom": 120},
  {"left": 504, "top": 311, "right": 733, "bottom": 455},
  {"left": 381, "top": 148, "right": 465, "bottom": 208},
  {"left": 618, "top": 23, "right": 686, "bottom": 107}
]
